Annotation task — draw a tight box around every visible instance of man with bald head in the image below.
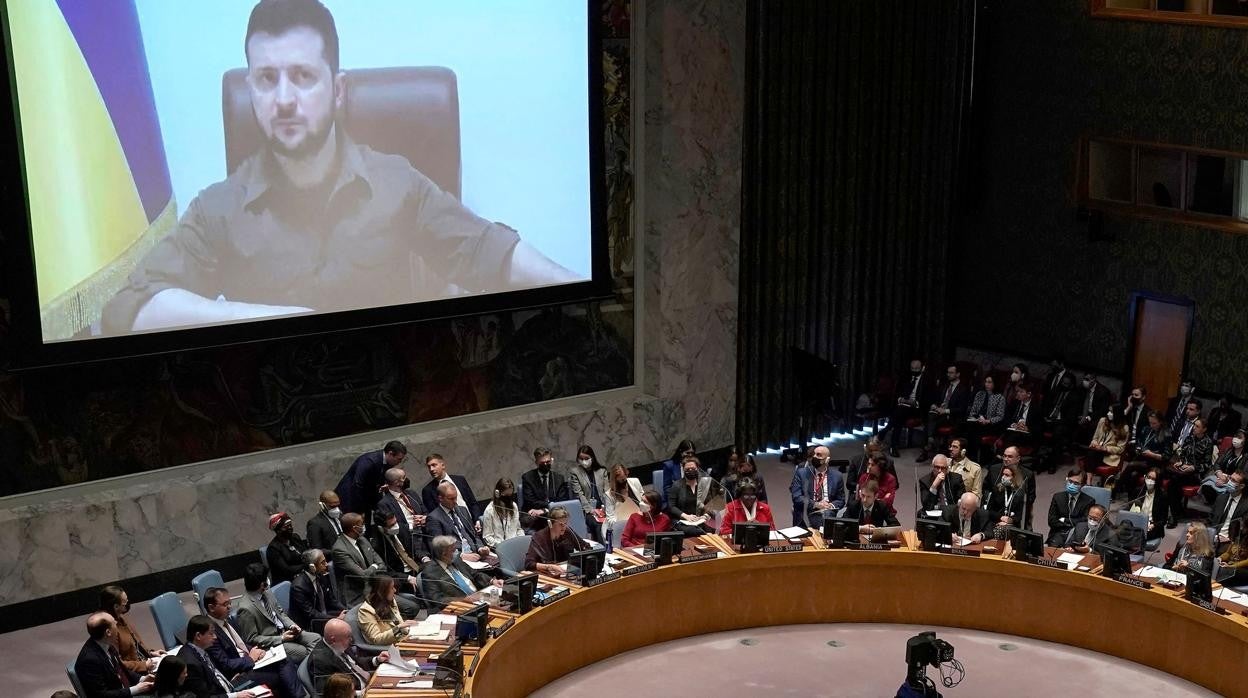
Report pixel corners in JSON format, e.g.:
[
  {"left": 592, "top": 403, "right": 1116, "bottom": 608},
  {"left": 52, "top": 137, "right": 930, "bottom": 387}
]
[
  {"left": 309, "top": 617, "right": 390, "bottom": 695},
  {"left": 306, "top": 489, "right": 345, "bottom": 552},
  {"left": 74, "top": 611, "right": 155, "bottom": 697},
  {"left": 941, "top": 492, "right": 991, "bottom": 544},
  {"left": 918, "top": 454, "right": 965, "bottom": 515},
  {"left": 375, "top": 466, "right": 432, "bottom": 567},
  {"left": 426, "top": 481, "right": 496, "bottom": 563}
]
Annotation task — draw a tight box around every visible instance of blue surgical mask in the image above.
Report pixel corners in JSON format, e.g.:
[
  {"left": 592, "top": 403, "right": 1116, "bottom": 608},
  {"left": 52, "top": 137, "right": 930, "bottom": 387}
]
[{"left": 1065, "top": 482, "right": 1080, "bottom": 494}]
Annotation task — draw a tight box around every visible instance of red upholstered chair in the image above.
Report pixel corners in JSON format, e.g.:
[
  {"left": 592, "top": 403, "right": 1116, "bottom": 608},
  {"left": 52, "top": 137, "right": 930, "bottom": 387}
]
[{"left": 222, "top": 67, "right": 462, "bottom": 198}]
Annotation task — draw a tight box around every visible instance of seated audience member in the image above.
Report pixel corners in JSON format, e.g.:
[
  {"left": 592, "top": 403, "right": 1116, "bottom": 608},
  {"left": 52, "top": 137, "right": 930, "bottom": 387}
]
[
  {"left": 524, "top": 506, "right": 591, "bottom": 576},
  {"left": 1209, "top": 470, "right": 1248, "bottom": 547},
  {"left": 1128, "top": 467, "right": 1168, "bottom": 542},
  {"left": 289, "top": 549, "right": 345, "bottom": 632},
  {"left": 999, "top": 382, "right": 1043, "bottom": 452},
  {"left": 420, "top": 535, "right": 504, "bottom": 608},
  {"left": 1061, "top": 504, "right": 1113, "bottom": 554},
  {"left": 941, "top": 493, "right": 990, "bottom": 544},
  {"left": 964, "top": 374, "right": 1007, "bottom": 450},
  {"left": 1208, "top": 393, "right": 1243, "bottom": 442},
  {"left": 1112, "top": 410, "right": 1170, "bottom": 500},
  {"left": 426, "top": 482, "right": 497, "bottom": 564},
  {"left": 1164, "top": 523, "right": 1215, "bottom": 575},
  {"left": 99, "top": 585, "right": 163, "bottom": 675},
  {"left": 306, "top": 490, "right": 345, "bottom": 553},
  {"left": 177, "top": 614, "right": 264, "bottom": 698},
  {"left": 918, "top": 455, "right": 964, "bottom": 514},
  {"left": 1166, "top": 417, "right": 1214, "bottom": 528},
  {"left": 1002, "top": 363, "right": 1029, "bottom": 412},
  {"left": 1166, "top": 380, "right": 1196, "bottom": 434},
  {"left": 420, "top": 453, "right": 481, "bottom": 518},
  {"left": 947, "top": 438, "right": 983, "bottom": 498},
  {"left": 1201, "top": 428, "right": 1248, "bottom": 505},
  {"left": 330, "top": 513, "right": 420, "bottom": 617},
  {"left": 321, "top": 674, "right": 356, "bottom": 698},
  {"left": 724, "top": 449, "right": 769, "bottom": 501},
  {"left": 263, "top": 512, "right": 308, "bottom": 585},
  {"left": 520, "top": 447, "right": 571, "bottom": 529},
  {"left": 1042, "top": 372, "right": 1080, "bottom": 472},
  {"left": 880, "top": 357, "right": 936, "bottom": 457},
  {"left": 602, "top": 464, "right": 646, "bottom": 534},
  {"left": 1081, "top": 404, "right": 1129, "bottom": 486},
  {"left": 1047, "top": 469, "right": 1095, "bottom": 547},
  {"left": 1074, "top": 373, "right": 1112, "bottom": 444},
  {"left": 667, "top": 456, "right": 717, "bottom": 536},
  {"left": 621, "top": 490, "right": 672, "bottom": 547},
  {"left": 918, "top": 364, "right": 971, "bottom": 462},
  {"left": 481, "top": 477, "right": 524, "bottom": 548},
  {"left": 985, "top": 462, "right": 1027, "bottom": 540},
  {"left": 1218, "top": 520, "right": 1248, "bottom": 587},
  {"left": 370, "top": 510, "right": 429, "bottom": 580},
  {"left": 846, "top": 437, "right": 895, "bottom": 496},
  {"left": 983, "top": 447, "right": 1037, "bottom": 527},
  {"left": 568, "top": 444, "right": 609, "bottom": 540},
  {"left": 375, "top": 466, "right": 432, "bottom": 564},
  {"left": 717, "top": 478, "right": 775, "bottom": 534},
  {"left": 1042, "top": 355, "right": 1070, "bottom": 402},
  {"left": 857, "top": 456, "right": 898, "bottom": 515},
  {"left": 660, "top": 439, "right": 698, "bottom": 505},
  {"left": 152, "top": 655, "right": 192, "bottom": 698},
  {"left": 844, "top": 483, "right": 900, "bottom": 537},
  {"left": 335, "top": 440, "right": 407, "bottom": 517},
  {"left": 234, "top": 563, "right": 320, "bottom": 665},
  {"left": 357, "top": 574, "right": 419, "bottom": 645},
  {"left": 310, "top": 618, "right": 389, "bottom": 696},
  {"left": 74, "top": 611, "right": 156, "bottom": 697},
  {"left": 196, "top": 590, "right": 299, "bottom": 698},
  {"left": 1124, "top": 385, "right": 1149, "bottom": 441},
  {"left": 790, "top": 445, "right": 846, "bottom": 528}
]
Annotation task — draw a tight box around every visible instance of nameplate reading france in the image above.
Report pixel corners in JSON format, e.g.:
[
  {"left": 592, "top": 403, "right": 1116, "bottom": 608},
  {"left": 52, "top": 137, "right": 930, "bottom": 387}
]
[{"left": 1113, "top": 574, "right": 1151, "bottom": 590}]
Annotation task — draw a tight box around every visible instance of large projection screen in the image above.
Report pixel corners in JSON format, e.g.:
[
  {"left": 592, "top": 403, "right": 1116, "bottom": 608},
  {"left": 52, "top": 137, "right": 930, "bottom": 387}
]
[{"left": 0, "top": 0, "right": 607, "bottom": 365}]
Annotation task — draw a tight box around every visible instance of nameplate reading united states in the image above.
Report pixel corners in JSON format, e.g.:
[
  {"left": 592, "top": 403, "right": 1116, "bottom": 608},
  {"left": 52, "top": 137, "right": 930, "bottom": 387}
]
[
  {"left": 763, "top": 543, "right": 804, "bottom": 553},
  {"left": 584, "top": 572, "right": 621, "bottom": 587}
]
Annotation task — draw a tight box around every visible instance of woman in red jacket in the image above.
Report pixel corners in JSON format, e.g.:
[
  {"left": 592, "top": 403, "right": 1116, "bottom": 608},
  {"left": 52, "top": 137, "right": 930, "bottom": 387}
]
[
  {"left": 856, "top": 455, "right": 898, "bottom": 514},
  {"left": 621, "top": 490, "right": 672, "bottom": 547},
  {"left": 718, "top": 479, "right": 775, "bottom": 534}
]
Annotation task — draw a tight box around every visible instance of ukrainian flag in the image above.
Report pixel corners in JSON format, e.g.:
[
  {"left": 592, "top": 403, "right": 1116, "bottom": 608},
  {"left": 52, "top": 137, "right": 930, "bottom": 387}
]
[{"left": 9, "top": 0, "right": 174, "bottom": 340}]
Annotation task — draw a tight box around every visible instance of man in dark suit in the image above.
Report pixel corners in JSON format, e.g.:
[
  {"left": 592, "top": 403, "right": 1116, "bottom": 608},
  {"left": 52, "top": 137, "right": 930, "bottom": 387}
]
[
  {"left": 305, "top": 489, "right": 345, "bottom": 552},
  {"left": 1046, "top": 468, "right": 1096, "bottom": 547},
  {"left": 1062, "top": 504, "right": 1115, "bottom": 554},
  {"left": 1123, "top": 386, "right": 1149, "bottom": 441},
  {"left": 329, "top": 513, "right": 420, "bottom": 617},
  {"left": 917, "top": 364, "right": 972, "bottom": 462},
  {"left": 177, "top": 614, "right": 261, "bottom": 698},
  {"left": 843, "top": 483, "right": 900, "bottom": 534},
  {"left": 420, "top": 535, "right": 504, "bottom": 610},
  {"left": 941, "top": 493, "right": 992, "bottom": 543},
  {"left": 983, "top": 447, "right": 1037, "bottom": 525},
  {"left": 1075, "top": 373, "right": 1112, "bottom": 444},
  {"left": 999, "top": 383, "right": 1044, "bottom": 453},
  {"left": 1041, "top": 356, "right": 1070, "bottom": 410},
  {"left": 789, "top": 445, "right": 846, "bottom": 529},
  {"left": 918, "top": 455, "right": 965, "bottom": 514},
  {"left": 200, "top": 590, "right": 299, "bottom": 698},
  {"left": 334, "top": 440, "right": 407, "bottom": 515},
  {"left": 427, "top": 481, "right": 496, "bottom": 563},
  {"left": 375, "top": 466, "right": 432, "bottom": 565},
  {"left": 420, "top": 452, "right": 482, "bottom": 517},
  {"left": 289, "top": 549, "right": 345, "bottom": 633},
  {"left": 1166, "top": 380, "right": 1197, "bottom": 437},
  {"left": 74, "top": 612, "right": 155, "bottom": 698},
  {"left": 880, "top": 358, "right": 937, "bottom": 457},
  {"left": 1209, "top": 471, "right": 1248, "bottom": 546},
  {"left": 310, "top": 618, "right": 389, "bottom": 695},
  {"left": 520, "top": 447, "right": 571, "bottom": 529},
  {"left": 1042, "top": 372, "right": 1081, "bottom": 472}
]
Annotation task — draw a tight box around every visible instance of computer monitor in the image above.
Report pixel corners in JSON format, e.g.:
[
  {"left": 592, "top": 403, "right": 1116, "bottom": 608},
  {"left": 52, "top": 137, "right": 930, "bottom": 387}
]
[
  {"left": 733, "top": 521, "right": 771, "bottom": 553},
  {"left": 647, "top": 531, "right": 685, "bottom": 565},
  {"left": 1186, "top": 566, "right": 1213, "bottom": 605},
  {"left": 433, "top": 640, "right": 464, "bottom": 690},
  {"left": 1099, "top": 544, "right": 1131, "bottom": 578},
  {"left": 822, "top": 517, "right": 860, "bottom": 549},
  {"left": 917, "top": 518, "right": 952, "bottom": 552},
  {"left": 455, "top": 601, "right": 490, "bottom": 648},
  {"left": 1008, "top": 526, "right": 1044, "bottom": 559},
  {"left": 503, "top": 572, "right": 537, "bottom": 615},
  {"left": 567, "top": 548, "right": 607, "bottom": 583}
]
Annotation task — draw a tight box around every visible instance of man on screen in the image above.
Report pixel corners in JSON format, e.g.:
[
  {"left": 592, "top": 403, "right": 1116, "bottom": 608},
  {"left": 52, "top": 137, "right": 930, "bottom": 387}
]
[{"left": 102, "top": 0, "right": 577, "bottom": 334}]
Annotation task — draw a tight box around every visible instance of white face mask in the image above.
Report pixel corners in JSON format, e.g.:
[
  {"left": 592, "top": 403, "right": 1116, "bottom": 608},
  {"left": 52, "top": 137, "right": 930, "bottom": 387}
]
[
  {"left": 1234, "top": 438, "right": 1244, "bottom": 449},
  {"left": 1087, "top": 518, "right": 1100, "bottom": 529},
  {"left": 1001, "top": 476, "right": 1013, "bottom": 486},
  {"left": 1145, "top": 479, "right": 1156, "bottom": 490},
  {"left": 387, "top": 525, "right": 400, "bottom": 535},
  {"left": 1010, "top": 372, "right": 1021, "bottom": 382},
  {"left": 1106, "top": 411, "right": 1113, "bottom": 421},
  {"left": 579, "top": 458, "right": 592, "bottom": 467},
  {"left": 325, "top": 506, "right": 342, "bottom": 519}
]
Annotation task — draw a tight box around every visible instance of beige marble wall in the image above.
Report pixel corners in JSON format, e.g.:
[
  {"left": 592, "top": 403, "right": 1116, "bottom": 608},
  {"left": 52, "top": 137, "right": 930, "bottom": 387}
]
[{"left": 0, "top": 0, "right": 746, "bottom": 606}]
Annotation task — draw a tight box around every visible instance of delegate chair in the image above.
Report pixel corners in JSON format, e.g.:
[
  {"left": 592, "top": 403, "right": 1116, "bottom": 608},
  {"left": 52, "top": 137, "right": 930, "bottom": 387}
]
[{"left": 149, "top": 591, "right": 189, "bottom": 650}]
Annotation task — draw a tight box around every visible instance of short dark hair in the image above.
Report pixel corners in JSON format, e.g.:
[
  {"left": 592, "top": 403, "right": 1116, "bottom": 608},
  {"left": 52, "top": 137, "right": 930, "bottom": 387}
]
[
  {"left": 425, "top": 453, "right": 444, "bottom": 465},
  {"left": 949, "top": 436, "right": 967, "bottom": 451},
  {"left": 243, "top": 563, "right": 269, "bottom": 592},
  {"left": 383, "top": 440, "right": 407, "bottom": 456},
  {"left": 187, "top": 614, "right": 214, "bottom": 642},
  {"left": 1066, "top": 467, "right": 1082, "bottom": 479},
  {"left": 533, "top": 447, "right": 552, "bottom": 461},
  {"left": 204, "top": 586, "right": 230, "bottom": 609},
  {"left": 1187, "top": 398, "right": 1203, "bottom": 411},
  {"left": 245, "top": 0, "right": 340, "bottom": 74}
]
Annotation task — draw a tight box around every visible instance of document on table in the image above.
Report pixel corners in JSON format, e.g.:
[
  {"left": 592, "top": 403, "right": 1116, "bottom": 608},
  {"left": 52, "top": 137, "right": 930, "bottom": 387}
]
[
  {"left": 253, "top": 644, "right": 285, "bottom": 669},
  {"left": 954, "top": 536, "right": 973, "bottom": 546},
  {"left": 1135, "top": 566, "right": 1187, "bottom": 585},
  {"left": 778, "top": 526, "right": 810, "bottom": 539},
  {"left": 769, "top": 530, "right": 787, "bottom": 541},
  {"left": 925, "top": 510, "right": 943, "bottom": 519},
  {"left": 1214, "top": 588, "right": 1247, "bottom": 604},
  {"left": 1056, "top": 552, "right": 1085, "bottom": 570},
  {"left": 426, "top": 614, "right": 458, "bottom": 625},
  {"left": 407, "top": 623, "right": 449, "bottom": 641},
  {"left": 396, "top": 679, "right": 435, "bottom": 689},
  {"left": 463, "top": 559, "right": 491, "bottom": 570}
]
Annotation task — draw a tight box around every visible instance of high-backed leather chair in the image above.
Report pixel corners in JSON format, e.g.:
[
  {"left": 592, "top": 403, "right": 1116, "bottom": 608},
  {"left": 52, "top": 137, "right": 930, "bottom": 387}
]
[{"left": 222, "top": 66, "right": 462, "bottom": 199}]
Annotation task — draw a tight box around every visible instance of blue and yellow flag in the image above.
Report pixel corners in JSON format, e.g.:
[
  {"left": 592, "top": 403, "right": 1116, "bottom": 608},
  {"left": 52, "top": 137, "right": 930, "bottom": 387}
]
[{"left": 10, "top": 0, "right": 174, "bottom": 339}]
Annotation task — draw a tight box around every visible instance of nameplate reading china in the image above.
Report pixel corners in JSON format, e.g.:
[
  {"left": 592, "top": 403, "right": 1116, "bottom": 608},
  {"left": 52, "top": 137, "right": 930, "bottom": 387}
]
[
  {"left": 1113, "top": 574, "right": 1152, "bottom": 590},
  {"left": 679, "top": 552, "right": 719, "bottom": 563},
  {"left": 1027, "top": 556, "right": 1067, "bottom": 569},
  {"left": 1192, "top": 598, "right": 1228, "bottom": 615},
  {"left": 945, "top": 547, "right": 981, "bottom": 558},
  {"left": 583, "top": 572, "right": 621, "bottom": 587},
  {"left": 491, "top": 618, "right": 514, "bottom": 637},
  {"left": 845, "top": 542, "right": 890, "bottom": 551},
  {"left": 537, "top": 589, "right": 570, "bottom": 606},
  {"left": 763, "top": 543, "right": 805, "bottom": 553},
  {"left": 621, "top": 562, "right": 656, "bottom": 576}
]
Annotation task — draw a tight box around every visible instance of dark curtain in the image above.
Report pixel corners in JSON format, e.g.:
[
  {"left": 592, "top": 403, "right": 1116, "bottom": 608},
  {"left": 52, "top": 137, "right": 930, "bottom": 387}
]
[{"left": 737, "top": 0, "right": 978, "bottom": 451}]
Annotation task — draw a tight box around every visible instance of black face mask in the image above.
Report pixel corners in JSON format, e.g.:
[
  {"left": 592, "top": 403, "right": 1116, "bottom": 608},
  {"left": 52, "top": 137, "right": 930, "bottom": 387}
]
[
  {"left": 401, "top": 478, "right": 411, "bottom": 490},
  {"left": 500, "top": 494, "right": 515, "bottom": 504},
  {"left": 538, "top": 462, "right": 552, "bottom": 473},
  {"left": 684, "top": 470, "right": 698, "bottom": 481}
]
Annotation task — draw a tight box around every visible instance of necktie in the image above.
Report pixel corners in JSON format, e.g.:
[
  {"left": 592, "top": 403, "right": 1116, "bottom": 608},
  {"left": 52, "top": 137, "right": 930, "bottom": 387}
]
[
  {"left": 449, "top": 565, "right": 475, "bottom": 594},
  {"left": 108, "top": 646, "right": 129, "bottom": 688},
  {"left": 450, "top": 509, "right": 471, "bottom": 548},
  {"left": 330, "top": 515, "right": 342, "bottom": 536},
  {"left": 1224, "top": 496, "right": 1237, "bottom": 525},
  {"left": 943, "top": 383, "right": 953, "bottom": 407},
  {"left": 1084, "top": 527, "right": 1094, "bottom": 546},
  {"left": 390, "top": 534, "right": 421, "bottom": 572},
  {"left": 198, "top": 646, "right": 234, "bottom": 692},
  {"left": 222, "top": 621, "right": 248, "bottom": 657},
  {"left": 313, "top": 576, "right": 325, "bottom": 612},
  {"left": 1020, "top": 402, "right": 1029, "bottom": 422},
  {"left": 1069, "top": 495, "right": 1076, "bottom": 517},
  {"left": 342, "top": 651, "right": 371, "bottom": 687},
  {"left": 814, "top": 472, "right": 826, "bottom": 502},
  {"left": 1084, "top": 389, "right": 1093, "bottom": 415},
  {"left": 259, "top": 594, "right": 286, "bottom": 630},
  {"left": 543, "top": 473, "right": 551, "bottom": 499},
  {"left": 909, "top": 375, "right": 920, "bottom": 400},
  {"left": 937, "top": 482, "right": 947, "bottom": 509},
  {"left": 960, "top": 517, "right": 970, "bottom": 538}
]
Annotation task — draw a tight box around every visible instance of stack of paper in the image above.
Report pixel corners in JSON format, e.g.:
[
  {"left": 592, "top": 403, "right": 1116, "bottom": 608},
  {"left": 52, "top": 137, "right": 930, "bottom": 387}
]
[
  {"left": 768, "top": 530, "right": 787, "bottom": 541},
  {"left": 1214, "top": 588, "right": 1246, "bottom": 604},
  {"left": 778, "top": 526, "right": 808, "bottom": 539},
  {"left": 407, "top": 619, "right": 450, "bottom": 641},
  {"left": 1136, "top": 566, "right": 1187, "bottom": 585},
  {"left": 1055, "top": 552, "right": 1085, "bottom": 570},
  {"left": 463, "top": 559, "right": 490, "bottom": 570},
  {"left": 253, "top": 645, "right": 285, "bottom": 669}
]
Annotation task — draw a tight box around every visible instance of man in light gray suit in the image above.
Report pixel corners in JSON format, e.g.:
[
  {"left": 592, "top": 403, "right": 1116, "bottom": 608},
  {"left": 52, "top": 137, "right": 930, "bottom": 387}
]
[
  {"left": 331, "top": 512, "right": 421, "bottom": 617},
  {"left": 233, "top": 562, "right": 320, "bottom": 665}
]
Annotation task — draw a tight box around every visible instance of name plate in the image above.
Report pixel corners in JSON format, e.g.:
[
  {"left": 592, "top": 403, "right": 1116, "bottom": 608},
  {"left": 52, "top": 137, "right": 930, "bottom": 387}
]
[
  {"left": 945, "top": 547, "right": 981, "bottom": 557},
  {"left": 1193, "top": 598, "right": 1228, "bottom": 615},
  {"left": 491, "top": 618, "right": 515, "bottom": 638},
  {"left": 1027, "top": 556, "right": 1067, "bottom": 569},
  {"left": 583, "top": 572, "right": 621, "bottom": 587},
  {"left": 1113, "top": 574, "right": 1152, "bottom": 590},
  {"left": 536, "top": 589, "right": 570, "bottom": 606},
  {"left": 622, "top": 562, "right": 657, "bottom": 576},
  {"left": 763, "top": 543, "right": 805, "bottom": 553},
  {"left": 845, "top": 542, "right": 889, "bottom": 551},
  {"left": 679, "top": 551, "right": 719, "bottom": 563}
]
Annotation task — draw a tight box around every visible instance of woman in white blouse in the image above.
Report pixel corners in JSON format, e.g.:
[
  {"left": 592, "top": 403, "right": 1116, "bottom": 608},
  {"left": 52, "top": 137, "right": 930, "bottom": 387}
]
[
  {"left": 481, "top": 477, "right": 524, "bottom": 548},
  {"left": 602, "top": 463, "right": 646, "bottom": 538}
]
